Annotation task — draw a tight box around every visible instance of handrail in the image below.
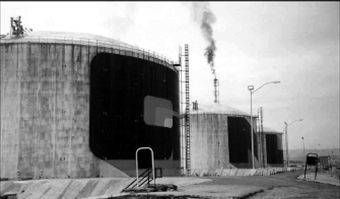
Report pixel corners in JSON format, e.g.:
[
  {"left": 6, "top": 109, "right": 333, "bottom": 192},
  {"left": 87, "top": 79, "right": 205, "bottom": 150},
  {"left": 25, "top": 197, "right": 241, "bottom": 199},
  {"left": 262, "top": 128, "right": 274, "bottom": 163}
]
[
  {"left": 122, "top": 167, "right": 153, "bottom": 191},
  {"left": 122, "top": 167, "right": 163, "bottom": 192},
  {"left": 136, "top": 147, "right": 155, "bottom": 187}
]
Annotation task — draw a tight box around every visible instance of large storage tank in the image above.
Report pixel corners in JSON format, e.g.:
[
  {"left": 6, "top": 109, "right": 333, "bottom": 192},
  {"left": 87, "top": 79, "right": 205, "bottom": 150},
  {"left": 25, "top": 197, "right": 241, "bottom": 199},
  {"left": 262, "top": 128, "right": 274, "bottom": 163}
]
[
  {"left": 0, "top": 31, "right": 180, "bottom": 179},
  {"left": 186, "top": 103, "right": 261, "bottom": 172}
]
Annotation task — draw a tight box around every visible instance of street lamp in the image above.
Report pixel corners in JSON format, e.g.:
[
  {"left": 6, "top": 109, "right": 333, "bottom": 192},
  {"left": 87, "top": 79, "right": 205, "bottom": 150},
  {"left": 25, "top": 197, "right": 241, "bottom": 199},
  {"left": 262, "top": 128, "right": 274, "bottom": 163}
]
[
  {"left": 284, "top": 119, "right": 303, "bottom": 168},
  {"left": 302, "top": 137, "right": 305, "bottom": 166},
  {"left": 248, "top": 81, "right": 280, "bottom": 169}
]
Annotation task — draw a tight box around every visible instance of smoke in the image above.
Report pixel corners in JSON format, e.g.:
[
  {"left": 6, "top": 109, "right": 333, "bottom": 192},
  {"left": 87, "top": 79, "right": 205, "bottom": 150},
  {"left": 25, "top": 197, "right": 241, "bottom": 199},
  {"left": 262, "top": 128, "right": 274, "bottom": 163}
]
[{"left": 190, "top": 2, "right": 217, "bottom": 77}]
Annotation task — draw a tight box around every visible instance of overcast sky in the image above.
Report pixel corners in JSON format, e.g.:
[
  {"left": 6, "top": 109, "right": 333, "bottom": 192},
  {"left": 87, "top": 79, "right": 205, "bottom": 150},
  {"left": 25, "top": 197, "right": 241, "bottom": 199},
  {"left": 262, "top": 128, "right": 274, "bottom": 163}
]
[{"left": 1, "top": 1, "right": 339, "bottom": 150}]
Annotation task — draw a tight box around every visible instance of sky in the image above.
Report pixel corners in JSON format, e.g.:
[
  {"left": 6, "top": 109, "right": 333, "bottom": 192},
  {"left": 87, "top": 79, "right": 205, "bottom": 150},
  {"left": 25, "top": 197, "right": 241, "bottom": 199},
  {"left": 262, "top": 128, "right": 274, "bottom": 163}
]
[{"left": 1, "top": 1, "right": 339, "bottom": 150}]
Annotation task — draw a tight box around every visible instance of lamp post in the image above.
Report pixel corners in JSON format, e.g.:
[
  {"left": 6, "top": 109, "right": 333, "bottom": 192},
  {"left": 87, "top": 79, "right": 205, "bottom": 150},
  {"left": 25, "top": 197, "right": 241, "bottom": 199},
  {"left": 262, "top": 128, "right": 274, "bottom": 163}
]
[
  {"left": 248, "top": 81, "right": 280, "bottom": 169},
  {"left": 284, "top": 119, "right": 303, "bottom": 168},
  {"left": 302, "top": 137, "right": 305, "bottom": 166}
]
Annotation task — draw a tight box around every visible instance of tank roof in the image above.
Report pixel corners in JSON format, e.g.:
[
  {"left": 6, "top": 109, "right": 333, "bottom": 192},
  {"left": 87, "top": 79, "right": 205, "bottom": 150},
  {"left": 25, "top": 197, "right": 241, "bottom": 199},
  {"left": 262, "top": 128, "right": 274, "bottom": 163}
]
[
  {"left": 0, "top": 31, "right": 176, "bottom": 67},
  {"left": 190, "top": 103, "right": 254, "bottom": 117},
  {"left": 15, "top": 31, "right": 128, "bottom": 45},
  {"left": 263, "top": 127, "right": 282, "bottom": 134},
  {"left": 0, "top": 31, "right": 126, "bottom": 44}
]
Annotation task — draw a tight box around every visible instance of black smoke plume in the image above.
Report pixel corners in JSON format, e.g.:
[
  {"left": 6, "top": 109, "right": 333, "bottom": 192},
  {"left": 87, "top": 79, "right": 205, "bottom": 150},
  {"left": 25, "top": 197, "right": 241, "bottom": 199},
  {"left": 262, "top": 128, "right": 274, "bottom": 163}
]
[{"left": 191, "top": 2, "right": 217, "bottom": 77}]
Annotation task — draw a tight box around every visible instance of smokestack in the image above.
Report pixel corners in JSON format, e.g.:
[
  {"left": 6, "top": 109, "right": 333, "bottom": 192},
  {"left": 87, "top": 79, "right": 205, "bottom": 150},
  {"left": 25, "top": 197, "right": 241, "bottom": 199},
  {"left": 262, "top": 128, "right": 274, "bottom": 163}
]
[
  {"left": 214, "top": 78, "right": 219, "bottom": 104},
  {"left": 190, "top": 2, "right": 217, "bottom": 77}
]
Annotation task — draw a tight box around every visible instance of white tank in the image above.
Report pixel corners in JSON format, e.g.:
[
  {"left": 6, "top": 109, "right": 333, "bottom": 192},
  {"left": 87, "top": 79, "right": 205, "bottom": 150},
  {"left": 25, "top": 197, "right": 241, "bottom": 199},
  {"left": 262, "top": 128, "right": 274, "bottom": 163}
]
[{"left": 182, "top": 103, "right": 262, "bottom": 173}]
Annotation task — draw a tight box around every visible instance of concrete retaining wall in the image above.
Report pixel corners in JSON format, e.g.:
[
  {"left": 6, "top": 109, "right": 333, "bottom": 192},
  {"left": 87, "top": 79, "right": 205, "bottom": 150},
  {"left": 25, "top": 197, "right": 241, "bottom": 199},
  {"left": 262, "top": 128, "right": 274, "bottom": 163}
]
[
  {"left": 0, "top": 178, "right": 132, "bottom": 199},
  {"left": 191, "top": 167, "right": 303, "bottom": 177}
]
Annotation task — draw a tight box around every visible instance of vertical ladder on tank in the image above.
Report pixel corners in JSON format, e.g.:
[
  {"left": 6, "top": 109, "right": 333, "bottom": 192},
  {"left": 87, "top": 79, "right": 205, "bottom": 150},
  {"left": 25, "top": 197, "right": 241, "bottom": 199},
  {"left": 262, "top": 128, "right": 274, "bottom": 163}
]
[
  {"left": 179, "top": 46, "right": 185, "bottom": 176},
  {"left": 172, "top": 46, "right": 186, "bottom": 176},
  {"left": 184, "top": 44, "right": 191, "bottom": 176}
]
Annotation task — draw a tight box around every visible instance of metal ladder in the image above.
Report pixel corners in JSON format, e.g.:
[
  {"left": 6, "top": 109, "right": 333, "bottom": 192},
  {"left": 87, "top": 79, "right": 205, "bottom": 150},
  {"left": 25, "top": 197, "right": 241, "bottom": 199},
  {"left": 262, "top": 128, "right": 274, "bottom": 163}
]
[{"left": 184, "top": 44, "right": 191, "bottom": 176}]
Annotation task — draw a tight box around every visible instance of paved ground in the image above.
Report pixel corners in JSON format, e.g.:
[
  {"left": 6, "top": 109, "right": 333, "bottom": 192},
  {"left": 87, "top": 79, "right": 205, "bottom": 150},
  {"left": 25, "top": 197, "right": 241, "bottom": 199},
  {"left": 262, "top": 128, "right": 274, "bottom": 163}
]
[
  {"left": 244, "top": 171, "right": 339, "bottom": 199},
  {"left": 120, "top": 170, "right": 340, "bottom": 199},
  {"left": 297, "top": 171, "right": 340, "bottom": 186},
  {"left": 1, "top": 170, "right": 339, "bottom": 198}
]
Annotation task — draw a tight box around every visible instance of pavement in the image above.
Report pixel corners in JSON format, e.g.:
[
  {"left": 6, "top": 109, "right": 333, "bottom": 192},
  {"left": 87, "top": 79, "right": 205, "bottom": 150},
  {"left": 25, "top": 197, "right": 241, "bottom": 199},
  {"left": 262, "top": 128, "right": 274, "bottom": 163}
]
[
  {"left": 1, "top": 170, "right": 339, "bottom": 199},
  {"left": 0, "top": 176, "right": 266, "bottom": 199},
  {"left": 145, "top": 177, "right": 264, "bottom": 198},
  {"left": 118, "top": 170, "right": 340, "bottom": 199},
  {"left": 297, "top": 171, "right": 340, "bottom": 187},
  {"left": 104, "top": 178, "right": 263, "bottom": 199}
]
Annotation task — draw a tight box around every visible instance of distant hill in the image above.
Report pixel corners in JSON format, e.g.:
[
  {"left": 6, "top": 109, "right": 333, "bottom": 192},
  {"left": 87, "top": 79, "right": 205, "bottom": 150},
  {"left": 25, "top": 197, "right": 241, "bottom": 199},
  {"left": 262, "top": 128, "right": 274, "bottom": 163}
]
[{"left": 287, "top": 148, "right": 339, "bottom": 162}]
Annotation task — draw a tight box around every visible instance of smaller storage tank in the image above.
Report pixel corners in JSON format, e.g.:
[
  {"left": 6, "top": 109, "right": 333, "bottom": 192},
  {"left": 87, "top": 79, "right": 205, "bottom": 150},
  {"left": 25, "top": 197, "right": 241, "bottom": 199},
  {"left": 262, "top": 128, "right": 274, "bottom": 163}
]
[
  {"left": 263, "top": 127, "right": 284, "bottom": 167},
  {"left": 185, "top": 103, "right": 261, "bottom": 172}
]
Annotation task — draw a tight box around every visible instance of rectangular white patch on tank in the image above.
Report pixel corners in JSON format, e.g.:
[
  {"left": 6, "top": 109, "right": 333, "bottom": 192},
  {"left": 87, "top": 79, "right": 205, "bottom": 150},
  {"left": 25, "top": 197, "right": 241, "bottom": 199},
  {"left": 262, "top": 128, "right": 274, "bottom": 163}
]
[{"left": 144, "top": 95, "right": 173, "bottom": 128}]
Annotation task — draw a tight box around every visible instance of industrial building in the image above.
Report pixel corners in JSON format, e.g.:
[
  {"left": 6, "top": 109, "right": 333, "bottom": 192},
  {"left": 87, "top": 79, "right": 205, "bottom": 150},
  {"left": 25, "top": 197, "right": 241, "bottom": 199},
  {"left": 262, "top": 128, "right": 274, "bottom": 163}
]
[{"left": 0, "top": 30, "right": 181, "bottom": 179}]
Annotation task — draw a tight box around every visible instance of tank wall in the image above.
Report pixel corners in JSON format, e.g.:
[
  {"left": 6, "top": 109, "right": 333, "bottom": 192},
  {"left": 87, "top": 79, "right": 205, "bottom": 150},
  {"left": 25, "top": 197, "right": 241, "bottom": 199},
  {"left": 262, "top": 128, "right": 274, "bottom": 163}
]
[
  {"left": 0, "top": 43, "right": 21, "bottom": 178},
  {"left": 266, "top": 133, "right": 284, "bottom": 167},
  {"left": 1, "top": 41, "right": 180, "bottom": 179},
  {"left": 276, "top": 134, "right": 284, "bottom": 166},
  {"left": 89, "top": 53, "right": 180, "bottom": 162},
  {"left": 0, "top": 42, "right": 97, "bottom": 178},
  {"left": 190, "top": 114, "right": 230, "bottom": 170},
  {"left": 257, "top": 132, "right": 267, "bottom": 168},
  {"left": 228, "top": 116, "right": 259, "bottom": 168},
  {"left": 187, "top": 113, "right": 261, "bottom": 170},
  {"left": 89, "top": 52, "right": 180, "bottom": 176}
]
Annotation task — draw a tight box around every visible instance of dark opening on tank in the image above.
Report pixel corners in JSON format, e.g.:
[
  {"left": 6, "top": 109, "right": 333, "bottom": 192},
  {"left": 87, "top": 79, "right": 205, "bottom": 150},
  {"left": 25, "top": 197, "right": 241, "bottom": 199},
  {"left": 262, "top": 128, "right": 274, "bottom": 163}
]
[
  {"left": 228, "top": 117, "right": 258, "bottom": 168},
  {"left": 89, "top": 53, "right": 180, "bottom": 167},
  {"left": 266, "top": 134, "right": 284, "bottom": 164}
]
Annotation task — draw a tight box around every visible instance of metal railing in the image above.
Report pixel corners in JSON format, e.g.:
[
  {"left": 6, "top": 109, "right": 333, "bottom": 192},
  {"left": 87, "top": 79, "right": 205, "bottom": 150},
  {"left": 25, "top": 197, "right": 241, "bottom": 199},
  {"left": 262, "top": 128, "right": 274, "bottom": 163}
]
[
  {"left": 0, "top": 35, "right": 177, "bottom": 70},
  {"left": 122, "top": 167, "right": 163, "bottom": 192},
  {"left": 123, "top": 168, "right": 152, "bottom": 191}
]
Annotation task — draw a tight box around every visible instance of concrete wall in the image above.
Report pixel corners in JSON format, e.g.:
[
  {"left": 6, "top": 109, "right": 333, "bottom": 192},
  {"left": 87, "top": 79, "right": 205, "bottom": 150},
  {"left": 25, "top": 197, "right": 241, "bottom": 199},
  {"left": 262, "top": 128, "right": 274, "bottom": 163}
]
[
  {"left": 190, "top": 114, "right": 230, "bottom": 170},
  {"left": 0, "top": 40, "right": 179, "bottom": 179},
  {"left": 1, "top": 42, "right": 106, "bottom": 179},
  {"left": 0, "top": 178, "right": 133, "bottom": 199}
]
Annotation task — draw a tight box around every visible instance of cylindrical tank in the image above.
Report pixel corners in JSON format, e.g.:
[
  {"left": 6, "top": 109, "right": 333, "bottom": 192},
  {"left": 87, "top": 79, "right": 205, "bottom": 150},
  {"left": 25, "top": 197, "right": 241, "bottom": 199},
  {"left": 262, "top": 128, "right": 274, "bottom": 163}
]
[
  {"left": 263, "top": 127, "right": 284, "bottom": 167},
  {"left": 186, "top": 103, "right": 260, "bottom": 172},
  {"left": 0, "top": 31, "right": 180, "bottom": 179}
]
